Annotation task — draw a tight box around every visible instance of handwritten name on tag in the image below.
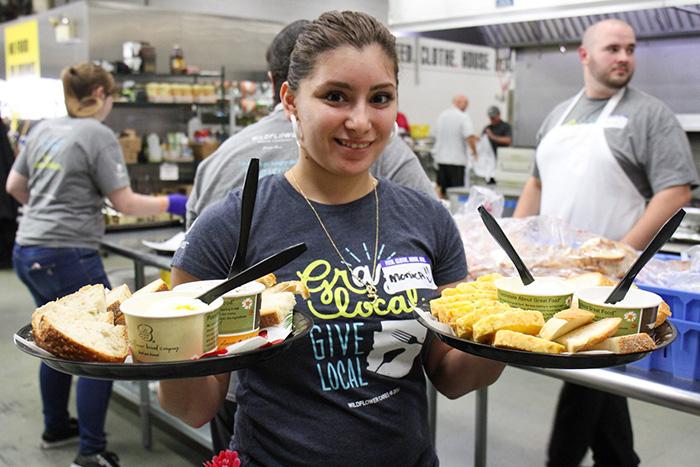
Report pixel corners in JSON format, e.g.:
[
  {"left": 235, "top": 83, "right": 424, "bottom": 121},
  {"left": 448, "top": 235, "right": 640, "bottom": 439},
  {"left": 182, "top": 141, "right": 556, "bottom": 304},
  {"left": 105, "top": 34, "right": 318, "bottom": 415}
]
[{"left": 380, "top": 256, "right": 436, "bottom": 294}]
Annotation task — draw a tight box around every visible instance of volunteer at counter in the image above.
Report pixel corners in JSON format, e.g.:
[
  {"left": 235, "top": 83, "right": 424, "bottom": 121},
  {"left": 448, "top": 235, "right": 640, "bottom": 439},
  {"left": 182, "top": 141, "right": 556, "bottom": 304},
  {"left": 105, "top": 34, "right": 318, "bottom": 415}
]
[
  {"left": 513, "top": 19, "right": 698, "bottom": 467},
  {"left": 5, "top": 63, "right": 187, "bottom": 467},
  {"left": 432, "top": 94, "right": 478, "bottom": 197},
  {"left": 483, "top": 105, "right": 512, "bottom": 156},
  {"left": 160, "top": 11, "right": 504, "bottom": 466}
]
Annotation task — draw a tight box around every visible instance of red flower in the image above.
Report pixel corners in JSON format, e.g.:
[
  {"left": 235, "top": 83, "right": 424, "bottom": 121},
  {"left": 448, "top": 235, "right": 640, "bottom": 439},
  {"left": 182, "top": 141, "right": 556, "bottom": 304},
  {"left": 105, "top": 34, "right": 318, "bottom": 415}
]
[{"left": 204, "top": 449, "right": 241, "bottom": 467}]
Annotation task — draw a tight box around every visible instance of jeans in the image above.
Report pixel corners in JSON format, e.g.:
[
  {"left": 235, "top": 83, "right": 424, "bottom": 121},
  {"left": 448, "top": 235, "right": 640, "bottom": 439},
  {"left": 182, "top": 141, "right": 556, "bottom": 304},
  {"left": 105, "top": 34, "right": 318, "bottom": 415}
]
[{"left": 13, "top": 244, "right": 114, "bottom": 455}]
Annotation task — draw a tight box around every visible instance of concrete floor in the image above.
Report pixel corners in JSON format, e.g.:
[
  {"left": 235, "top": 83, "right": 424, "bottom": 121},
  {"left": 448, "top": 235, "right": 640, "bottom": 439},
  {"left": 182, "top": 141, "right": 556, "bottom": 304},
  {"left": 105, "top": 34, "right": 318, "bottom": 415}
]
[{"left": 2, "top": 254, "right": 698, "bottom": 466}]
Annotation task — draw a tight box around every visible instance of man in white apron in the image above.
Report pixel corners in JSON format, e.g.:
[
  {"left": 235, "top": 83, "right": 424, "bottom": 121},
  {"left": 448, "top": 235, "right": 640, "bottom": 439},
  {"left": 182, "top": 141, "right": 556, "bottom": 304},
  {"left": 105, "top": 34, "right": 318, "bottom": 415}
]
[{"left": 514, "top": 19, "right": 698, "bottom": 467}]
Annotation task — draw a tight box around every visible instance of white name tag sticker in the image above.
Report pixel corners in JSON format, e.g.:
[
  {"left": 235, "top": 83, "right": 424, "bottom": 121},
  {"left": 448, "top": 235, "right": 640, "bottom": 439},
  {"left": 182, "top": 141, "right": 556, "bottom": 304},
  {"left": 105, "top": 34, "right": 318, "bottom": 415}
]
[
  {"left": 603, "top": 115, "right": 628, "bottom": 129},
  {"left": 381, "top": 256, "right": 436, "bottom": 294}
]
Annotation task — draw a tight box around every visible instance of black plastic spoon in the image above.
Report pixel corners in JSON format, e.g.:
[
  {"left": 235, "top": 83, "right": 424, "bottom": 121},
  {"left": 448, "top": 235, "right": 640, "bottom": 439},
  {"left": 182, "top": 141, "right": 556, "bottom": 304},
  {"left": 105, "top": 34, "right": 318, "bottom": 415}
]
[
  {"left": 605, "top": 208, "right": 686, "bottom": 304},
  {"left": 227, "top": 158, "right": 259, "bottom": 279},
  {"left": 478, "top": 205, "right": 535, "bottom": 286},
  {"left": 198, "top": 242, "right": 307, "bottom": 304}
]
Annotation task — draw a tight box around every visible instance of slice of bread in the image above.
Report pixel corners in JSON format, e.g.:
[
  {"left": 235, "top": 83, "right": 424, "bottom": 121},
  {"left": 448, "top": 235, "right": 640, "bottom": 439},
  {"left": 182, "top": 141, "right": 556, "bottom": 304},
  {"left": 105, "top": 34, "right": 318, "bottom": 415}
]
[
  {"left": 58, "top": 284, "right": 107, "bottom": 314},
  {"left": 266, "top": 280, "right": 310, "bottom": 299},
  {"left": 555, "top": 317, "right": 622, "bottom": 352},
  {"left": 589, "top": 332, "right": 656, "bottom": 354},
  {"left": 132, "top": 278, "right": 169, "bottom": 296},
  {"left": 539, "top": 308, "right": 595, "bottom": 341},
  {"left": 654, "top": 301, "right": 671, "bottom": 328},
  {"left": 259, "top": 291, "right": 296, "bottom": 328},
  {"left": 39, "top": 308, "right": 128, "bottom": 362},
  {"left": 107, "top": 284, "right": 132, "bottom": 325},
  {"left": 472, "top": 309, "right": 545, "bottom": 343},
  {"left": 566, "top": 272, "right": 615, "bottom": 290},
  {"left": 256, "top": 273, "right": 277, "bottom": 288},
  {"left": 493, "top": 330, "right": 566, "bottom": 354}
]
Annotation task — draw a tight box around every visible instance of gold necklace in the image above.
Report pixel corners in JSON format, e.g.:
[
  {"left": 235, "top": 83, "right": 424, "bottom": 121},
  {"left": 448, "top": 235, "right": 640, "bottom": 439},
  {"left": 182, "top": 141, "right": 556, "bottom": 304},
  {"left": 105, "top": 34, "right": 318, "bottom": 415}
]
[{"left": 288, "top": 170, "right": 380, "bottom": 303}]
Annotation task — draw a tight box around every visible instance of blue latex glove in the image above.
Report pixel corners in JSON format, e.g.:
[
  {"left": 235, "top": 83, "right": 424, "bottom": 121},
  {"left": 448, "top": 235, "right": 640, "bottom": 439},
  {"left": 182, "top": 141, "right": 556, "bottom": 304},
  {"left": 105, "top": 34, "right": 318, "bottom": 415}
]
[{"left": 166, "top": 193, "right": 188, "bottom": 217}]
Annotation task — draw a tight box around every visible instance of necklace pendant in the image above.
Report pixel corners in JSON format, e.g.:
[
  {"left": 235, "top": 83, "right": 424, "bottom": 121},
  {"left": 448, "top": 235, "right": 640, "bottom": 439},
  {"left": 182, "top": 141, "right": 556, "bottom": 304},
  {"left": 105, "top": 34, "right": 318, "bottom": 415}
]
[{"left": 365, "top": 283, "right": 378, "bottom": 303}]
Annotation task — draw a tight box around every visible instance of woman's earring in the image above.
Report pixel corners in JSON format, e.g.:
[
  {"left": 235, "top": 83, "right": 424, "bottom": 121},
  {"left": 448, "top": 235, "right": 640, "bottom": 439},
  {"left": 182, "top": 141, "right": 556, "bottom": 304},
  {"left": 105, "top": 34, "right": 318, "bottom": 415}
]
[
  {"left": 290, "top": 114, "right": 303, "bottom": 147},
  {"left": 390, "top": 122, "right": 399, "bottom": 139}
]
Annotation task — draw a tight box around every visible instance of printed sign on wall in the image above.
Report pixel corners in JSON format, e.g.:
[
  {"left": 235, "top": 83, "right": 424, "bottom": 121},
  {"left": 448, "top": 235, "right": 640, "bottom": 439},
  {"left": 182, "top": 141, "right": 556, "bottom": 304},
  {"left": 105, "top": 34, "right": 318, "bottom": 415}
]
[
  {"left": 5, "top": 19, "right": 41, "bottom": 79},
  {"left": 396, "top": 37, "right": 495, "bottom": 75}
]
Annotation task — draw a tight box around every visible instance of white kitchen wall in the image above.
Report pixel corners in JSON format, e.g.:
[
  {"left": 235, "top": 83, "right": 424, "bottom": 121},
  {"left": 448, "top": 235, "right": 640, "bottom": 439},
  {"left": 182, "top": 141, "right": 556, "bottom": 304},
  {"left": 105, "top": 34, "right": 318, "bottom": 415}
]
[{"left": 396, "top": 37, "right": 510, "bottom": 134}]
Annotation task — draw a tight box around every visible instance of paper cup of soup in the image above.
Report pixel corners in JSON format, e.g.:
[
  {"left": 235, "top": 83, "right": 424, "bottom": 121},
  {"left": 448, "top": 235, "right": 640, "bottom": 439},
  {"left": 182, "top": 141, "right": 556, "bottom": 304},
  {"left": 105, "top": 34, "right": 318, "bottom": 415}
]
[
  {"left": 120, "top": 291, "right": 222, "bottom": 362},
  {"left": 495, "top": 276, "right": 574, "bottom": 320},
  {"left": 575, "top": 286, "right": 661, "bottom": 336},
  {"left": 174, "top": 280, "right": 265, "bottom": 347}
]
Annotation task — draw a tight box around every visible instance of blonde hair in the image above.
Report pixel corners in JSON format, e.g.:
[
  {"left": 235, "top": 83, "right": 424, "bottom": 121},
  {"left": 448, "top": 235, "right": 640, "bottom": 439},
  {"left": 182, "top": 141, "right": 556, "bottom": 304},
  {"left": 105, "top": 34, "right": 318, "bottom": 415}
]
[{"left": 60, "top": 63, "right": 115, "bottom": 117}]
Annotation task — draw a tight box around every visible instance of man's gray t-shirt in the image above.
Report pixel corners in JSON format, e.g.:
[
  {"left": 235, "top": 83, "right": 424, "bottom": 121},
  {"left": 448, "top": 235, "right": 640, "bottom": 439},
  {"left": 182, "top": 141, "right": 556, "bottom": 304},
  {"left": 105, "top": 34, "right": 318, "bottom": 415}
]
[
  {"left": 187, "top": 105, "right": 435, "bottom": 227},
  {"left": 173, "top": 175, "right": 466, "bottom": 466},
  {"left": 13, "top": 117, "right": 130, "bottom": 249},
  {"left": 533, "top": 87, "right": 698, "bottom": 198}
]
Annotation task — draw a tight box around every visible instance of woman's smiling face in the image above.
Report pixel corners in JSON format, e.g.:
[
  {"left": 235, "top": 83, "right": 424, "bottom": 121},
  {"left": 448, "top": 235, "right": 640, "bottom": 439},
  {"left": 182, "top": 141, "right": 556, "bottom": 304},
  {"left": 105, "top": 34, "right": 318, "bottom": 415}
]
[{"left": 285, "top": 43, "right": 397, "bottom": 177}]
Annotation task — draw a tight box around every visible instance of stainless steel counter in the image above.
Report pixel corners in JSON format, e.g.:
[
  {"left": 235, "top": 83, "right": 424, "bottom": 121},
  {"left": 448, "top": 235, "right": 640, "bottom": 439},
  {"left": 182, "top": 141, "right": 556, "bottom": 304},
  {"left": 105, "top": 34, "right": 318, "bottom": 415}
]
[
  {"left": 101, "top": 225, "right": 186, "bottom": 450},
  {"left": 472, "top": 365, "right": 700, "bottom": 467}
]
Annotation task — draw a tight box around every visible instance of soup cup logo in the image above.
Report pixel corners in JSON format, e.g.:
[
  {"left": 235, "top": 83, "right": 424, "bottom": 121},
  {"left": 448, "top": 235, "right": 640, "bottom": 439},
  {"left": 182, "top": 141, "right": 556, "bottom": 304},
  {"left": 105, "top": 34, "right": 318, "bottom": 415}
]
[
  {"left": 242, "top": 297, "right": 253, "bottom": 316},
  {"left": 566, "top": 296, "right": 572, "bottom": 307},
  {"left": 624, "top": 311, "right": 638, "bottom": 322},
  {"left": 137, "top": 323, "right": 154, "bottom": 342}
]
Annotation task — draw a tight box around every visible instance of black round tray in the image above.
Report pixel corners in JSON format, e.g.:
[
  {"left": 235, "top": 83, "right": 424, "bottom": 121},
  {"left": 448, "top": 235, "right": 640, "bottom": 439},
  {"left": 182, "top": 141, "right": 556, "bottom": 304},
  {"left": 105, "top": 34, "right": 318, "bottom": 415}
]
[
  {"left": 414, "top": 310, "right": 676, "bottom": 369},
  {"left": 14, "top": 311, "right": 313, "bottom": 380}
]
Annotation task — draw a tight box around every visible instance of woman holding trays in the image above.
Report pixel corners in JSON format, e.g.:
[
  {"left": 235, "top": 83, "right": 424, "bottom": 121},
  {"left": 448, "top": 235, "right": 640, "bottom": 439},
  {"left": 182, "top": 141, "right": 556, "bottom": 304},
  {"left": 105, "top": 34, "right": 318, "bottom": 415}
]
[
  {"left": 161, "top": 11, "right": 504, "bottom": 466},
  {"left": 6, "top": 63, "right": 187, "bottom": 467}
]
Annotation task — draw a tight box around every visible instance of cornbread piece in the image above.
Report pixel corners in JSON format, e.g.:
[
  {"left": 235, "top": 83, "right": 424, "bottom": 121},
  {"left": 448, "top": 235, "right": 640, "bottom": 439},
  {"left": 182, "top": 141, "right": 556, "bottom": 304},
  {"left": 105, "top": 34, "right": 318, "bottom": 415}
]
[
  {"left": 493, "top": 330, "right": 566, "bottom": 354},
  {"left": 453, "top": 302, "right": 515, "bottom": 339},
  {"left": 260, "top": 290, "right": 296, "bottom": 328},
  {"left": 590, "top": 333, "right": 656, "bottom": 354},
  {"left": 555, "top": 317, "right": 622, "bottom": 352},
  {"left": 106, "top": 284, "right": 132, "bottom": 325},
  {"left": 539, "top": 308, "right": 595, "bottom": 341},
  {"left": 472, "top": 310, "right": 545, "bottom": 343}
]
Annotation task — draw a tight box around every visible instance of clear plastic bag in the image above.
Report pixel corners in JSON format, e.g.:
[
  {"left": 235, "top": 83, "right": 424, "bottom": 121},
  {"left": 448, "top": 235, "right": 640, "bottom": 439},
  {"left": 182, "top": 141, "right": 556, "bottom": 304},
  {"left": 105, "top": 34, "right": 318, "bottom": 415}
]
[
  {"left": 458, "top": 185, "right": 504, "bottom": 217},
  {"left": 470, "top": 135, "right": 496, "bottom": 180}
]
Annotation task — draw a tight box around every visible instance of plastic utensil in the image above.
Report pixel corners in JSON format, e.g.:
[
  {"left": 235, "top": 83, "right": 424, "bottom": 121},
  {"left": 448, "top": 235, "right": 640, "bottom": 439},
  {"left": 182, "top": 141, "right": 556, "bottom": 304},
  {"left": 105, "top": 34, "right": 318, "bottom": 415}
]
[
  {"left": 477, "top": 205, "right": 535, "bottom": 285},
  {"left": 227, "top": 158, "right": 259, "bottom": 278},
  {"left": 198, "top": 242, "right": 307, "bottom": 304},
  {"left": 605, "top": 208, "right": 686, "bottom": 304}
]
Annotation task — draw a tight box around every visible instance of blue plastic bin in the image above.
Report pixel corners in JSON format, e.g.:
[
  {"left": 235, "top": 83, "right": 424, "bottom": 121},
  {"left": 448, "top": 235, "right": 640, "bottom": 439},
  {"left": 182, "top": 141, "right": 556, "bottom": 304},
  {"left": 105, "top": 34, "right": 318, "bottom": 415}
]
[{"left": 626, "top": 282, "right": 700, "bottom": 380}]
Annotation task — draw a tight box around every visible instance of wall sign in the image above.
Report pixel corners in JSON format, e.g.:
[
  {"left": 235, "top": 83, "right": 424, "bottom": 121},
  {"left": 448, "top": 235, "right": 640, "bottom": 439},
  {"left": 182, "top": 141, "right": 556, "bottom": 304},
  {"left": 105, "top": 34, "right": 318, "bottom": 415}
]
[
  {"left": 396, "top": 37, "right": 495, "bottom": 74},
  {"left": 4, "top": 19, "right": 41, "bottom": 79}
]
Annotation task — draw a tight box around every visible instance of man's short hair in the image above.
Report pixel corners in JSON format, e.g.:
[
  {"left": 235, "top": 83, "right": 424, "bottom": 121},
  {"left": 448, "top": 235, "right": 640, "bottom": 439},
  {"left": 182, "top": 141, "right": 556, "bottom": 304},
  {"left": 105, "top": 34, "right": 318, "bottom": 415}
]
[{"left": 487, "top": 106, "right": 500, "bottom": 117}]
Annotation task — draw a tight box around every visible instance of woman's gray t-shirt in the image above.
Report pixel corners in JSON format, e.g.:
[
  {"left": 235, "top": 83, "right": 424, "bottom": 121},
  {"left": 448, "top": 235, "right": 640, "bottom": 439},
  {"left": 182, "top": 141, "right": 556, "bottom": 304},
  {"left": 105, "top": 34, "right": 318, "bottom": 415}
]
[
  {"left": 173, "top": 175, "right": 466, "bottom": 467},
  {"left": 13, "top": 116, "right": 130, "bottom": 249}
]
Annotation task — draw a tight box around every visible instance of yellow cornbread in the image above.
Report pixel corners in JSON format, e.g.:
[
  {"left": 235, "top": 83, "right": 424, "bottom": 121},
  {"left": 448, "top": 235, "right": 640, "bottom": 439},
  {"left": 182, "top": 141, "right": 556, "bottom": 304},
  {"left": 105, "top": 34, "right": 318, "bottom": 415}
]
[
  {"left": 493, "top": 330, "right": 566, "bottom": 354},
  {"left": 453, "top": 301, "right": 514, "bottom": 339},
  {"left": 472, "top": 309, "right": 545, "bottom": 343}
]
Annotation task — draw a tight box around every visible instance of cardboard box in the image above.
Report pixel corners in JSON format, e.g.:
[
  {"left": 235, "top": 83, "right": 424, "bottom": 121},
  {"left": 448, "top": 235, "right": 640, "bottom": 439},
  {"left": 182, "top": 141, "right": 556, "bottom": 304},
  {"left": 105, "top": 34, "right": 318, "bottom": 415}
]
[{"left": 119, "top": 129, "right": 142, "bottom": 164}]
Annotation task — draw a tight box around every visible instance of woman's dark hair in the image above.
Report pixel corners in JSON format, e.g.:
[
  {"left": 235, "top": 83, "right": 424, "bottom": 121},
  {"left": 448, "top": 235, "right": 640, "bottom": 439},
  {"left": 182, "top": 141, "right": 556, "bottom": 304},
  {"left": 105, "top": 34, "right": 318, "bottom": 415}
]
[
  {"left": 266, "top": 19, "right": 309, "bottom": 105},
  {"left": 60, "top": 63, "right": 115, "bottom": 117},
  {"left": 286, "top": 11, "right": 398, "bottom": 91}
]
